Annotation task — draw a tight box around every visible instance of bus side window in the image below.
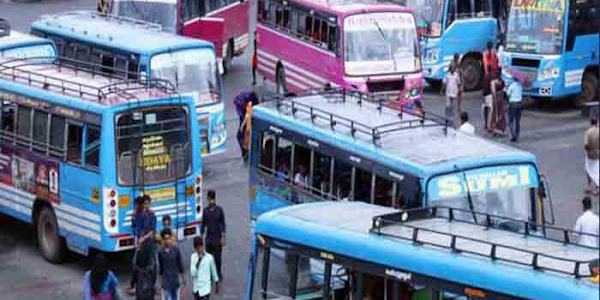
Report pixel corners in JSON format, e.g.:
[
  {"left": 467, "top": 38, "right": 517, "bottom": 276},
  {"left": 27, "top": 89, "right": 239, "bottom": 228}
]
[
  {"left": 456, "top": 0, "right": 472, "bottom": 19},
  {"left": 49, "top": 115, "right": 66, "bottom": 159},
  {"left": 312, "top": 151, "right": 332, "bottom": 198},
  {"left": 101, "top": 53, "right": 115, "bottom": 74},
  {"left": 85, "top": 125, "right": 101, "bottom": 169},
  {"left": 328, "top": 25, "right": 338, "bottom": 54},
  {"left": 292, "top": 143, "right": 310, "bottom": 187},
  {"left": 75, "top": 44, "right": 91, "bottom": 62},
  {"left": 275, "top": 137, "right": 293, "bottom": 182},
  {"left": 333, "top": 159, "right": 352, "bottom": 200},
  {"left": 354, "top": 168, "right": 372, "bottom": 203},
  {"left": 32, "top": 110, "right": 49, "bottom": 154},
  {"left": 66, "top": 122, "right": 83, "bottom": 165},
  {"left": 260, "top": 133, "right": 275, "bottom": 173},
  {"left": 128, "top": 59, "right": 139, "bottom": 80},
  {"left": 1, "top": 100, "right": 16, "bottom": 136},
  {"left": 374, "top": 175, "right": 394, "bottom": 207},
  {"left": 16, "top": 106, "right": 32, "bottom": 148},
  {"left": 473, "top": 0, "right": 492, "bottom": 18},
  {"left": 64, "top": 42, "right": 77, "bottom": 60}
]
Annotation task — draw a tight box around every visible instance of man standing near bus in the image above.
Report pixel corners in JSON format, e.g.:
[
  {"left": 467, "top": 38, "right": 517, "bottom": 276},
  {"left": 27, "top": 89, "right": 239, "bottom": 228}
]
[
  {"left": 584, "top": 115, "right": 599, "bottom": 196},
  {"left": 442, "top": 65, "right": 462, "bottom": 127},
  {"left": 506, "top": 78, "right": 523, "bottom": 142},
  {"left": 201, "top": 190, "right": 226, "bottom": 280},
  {"left": 574, "top": 197, "right": 599, "bottom": 247}
]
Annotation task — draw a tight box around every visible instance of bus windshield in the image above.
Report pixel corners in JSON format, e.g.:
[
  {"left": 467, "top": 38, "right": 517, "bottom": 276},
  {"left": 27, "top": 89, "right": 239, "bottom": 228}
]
[
  {"left": 151, "top": 48, "right": 221, "bottom": 105},
  {"left": 116, "top": 106, "right": 191, "bottom": 186},
  {"left": 0, "top": 44, "right": 56, "bottom": 59},
  {"left": 427, "top": 165, "right": 539, "bottom": 226},
  {"left": 344, "top": 12, "right": 420, "bottom": 76},
  {"left": 505, "top": 3, "right": 566, "bottom": 55},
  {"left": 112, "top": 0, "right": 178, "bottom": 33},
  {"left": 404, "top": 0, "right": 444, "bottom": 37}
]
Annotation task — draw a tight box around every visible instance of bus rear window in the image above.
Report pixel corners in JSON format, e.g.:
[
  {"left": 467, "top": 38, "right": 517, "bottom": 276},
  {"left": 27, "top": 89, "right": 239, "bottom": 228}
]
[{"left": 116, "top": 107, "right": 191, "bottom": 186}]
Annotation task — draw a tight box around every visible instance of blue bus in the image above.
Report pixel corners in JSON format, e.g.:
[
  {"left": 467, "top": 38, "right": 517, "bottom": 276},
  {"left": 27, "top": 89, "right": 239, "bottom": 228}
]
[
  {"left": 0, "top": 56, "right": 204, "bottom": 263},
  {"left": 249, "top": 90, "right": 555, "bottom": 226},
  {"left": 388, "top": 0, "right": 510, "bottom": 91},
  {"left": 247, "top": 202, "right": 600, "bottom": 299},
  {"left": 0, "top": 20, "right": 56, "bottom": 59},
  {"left": 501, "top": 0, "right": 600, "bottom": 105},
  {"left": 30, "top": 11, "right": 227, "bottom": 156}
]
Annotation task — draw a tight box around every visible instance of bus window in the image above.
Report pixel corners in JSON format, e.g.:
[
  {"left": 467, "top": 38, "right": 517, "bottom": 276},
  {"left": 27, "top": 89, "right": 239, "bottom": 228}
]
[
  {"left": 292, "top": 143, "right": 310, "bottom": 187},
  {"left": 75, "top": 44, "right": 90, "bottom": 62},
  {"left": 16, "top": 106, "right": 32, "bottom": 147},
  {"left": 473, "top": 0, "right": 492, "bottom": 17},
  {"left": 333, "top": 159, "right": 352, "bottom": 200},
  {"left": 49, "top": 115, "right": 66, "bottom": 158},
  {"left": 374, "top": 176, "right": 394, "bottom": 207},
  {"left": 354, "top": 169, "right": 373, "bottom": 203},
  {"left": 1, "top": 101, "right": 15, "bottom": 135},
  {"left": 183, "top": 0, "right": 200, "bottom": 22},
  {"left": 32, "top": 110, "right": 49, "bottom": 154},
  {"left": 67, "top": 123, "right": 83, "bottom": 164},
  {"left": 260, "top": 133, "right": 275, "bottom": 173},
  {"left": 85, "top": 125, "right": 101, "bottom": 169},
  {"left": 456, "top": 0, "right": 472, "bottom": 18},
  {"left": 328, "top": 25, "right": 338, "bottom": 53},
  {"left": 312, "top": 151, "right": 332, "bottom": 197},
  {"left": 275, "top": 137, "right": 292, "bottom": 182},
  {"left": 101, "top": 53, "right": 115, "bottom": 74}
]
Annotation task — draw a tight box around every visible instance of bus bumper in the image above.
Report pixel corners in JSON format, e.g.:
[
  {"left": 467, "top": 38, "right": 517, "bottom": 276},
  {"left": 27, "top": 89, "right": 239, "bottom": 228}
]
[{"left": 422, "top": 62, "right": 449, "bottom": 81}]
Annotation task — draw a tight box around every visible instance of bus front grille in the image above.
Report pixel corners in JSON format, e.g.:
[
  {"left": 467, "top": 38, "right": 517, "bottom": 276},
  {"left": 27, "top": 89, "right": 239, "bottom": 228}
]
[
  {"left": 367, "top": 80, "right": 405, "bottom": 94},
  {"left": 512, "top": 58, "right": 540, "bottom": 68}
]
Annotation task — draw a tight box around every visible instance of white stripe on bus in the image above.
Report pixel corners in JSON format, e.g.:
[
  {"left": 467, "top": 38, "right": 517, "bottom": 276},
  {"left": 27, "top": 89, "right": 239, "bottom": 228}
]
[
  {"left": 0, "top": 183, "right": 35, "bottom": 203},
  {"left": 258, "top": 57, "right": 322, "bottom": 89},
  {"left": 57, "top": 219, "right": 101, "bottom": 242},
  {"left": 206, "top": 2, "right": 242, "bottom": 17},
  {"left": 257, "top": 49, "right": 330, "bottom": 85},
  {"left": 55, "top": 202, "right": 101, "bottom": 223},
  {"left": 0, "top": 198, "right": 31, "bottom": 216},
  {"left": 124, "top": 212, "right": 193, "bottom": 227},
  {"left": 55, "top": 210, "right": 101, "bottom": 232},
  {"left": 125, "top": 203, "right": 193, "bottom": 216},
  {"left": 125, "top": 207, "right": 193, "bottom": 221}
]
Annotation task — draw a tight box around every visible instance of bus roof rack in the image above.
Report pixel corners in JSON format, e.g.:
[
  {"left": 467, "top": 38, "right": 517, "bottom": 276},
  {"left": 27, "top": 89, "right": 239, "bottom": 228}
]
[
  {"left": 262, "top": 88, "right": 450, "bottom": 145},
  {"left": 371, "top": 206, "right": 600, "bottom": 278},
  {"left": 40, "top": 10, "right": 163, "bottom": 33},
  {"left": 0, "top": 56, "right": 178, "bottom": 104},
  {"left": 0, "top": 18, "right": 10, "bottom": 37}
]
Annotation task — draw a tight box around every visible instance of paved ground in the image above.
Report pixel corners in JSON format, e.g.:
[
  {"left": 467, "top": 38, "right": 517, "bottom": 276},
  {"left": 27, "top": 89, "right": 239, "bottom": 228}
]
[{"left": 1, "top": 1, "right": 598, "bottom": 299}]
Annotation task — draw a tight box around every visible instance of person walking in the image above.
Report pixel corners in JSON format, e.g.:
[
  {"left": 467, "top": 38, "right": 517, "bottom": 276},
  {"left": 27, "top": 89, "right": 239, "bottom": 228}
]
[
  {"left": 251, "top": 32, "right": 258, "bottom": 85},
  {"left": 449, "top": 53, "right": 464, "bottom": 111},
  {"left": 158, "top": 230, "right": 186, "bottom": 300},
  {"left": 131, "top": 243, "right": 157, "bottom": 300},
  {"left": 442, "top": 64, "right": 462, "bottom": 127},
  {"left": 84, "top": 253, "right": 121, "bottom": 300},
  {"left": 129, "top": 196, "right": 157, "bottom": 294},
  {"left": 190, "top": 237, "right": 219, "bottom": 300},
  {"left": 506, "top": 78, "right": 523, "bottom": 142},
  {"left": 482, "top": 65, "right": 495, "bottom": 133},
  {"left": 584, "top": 115, "right": 599, "bottom": 196},
  {"left": 491, "top": 68, "right": 507, "bottom": 136},
  {"left": 574, "top": 197, "right": 599, "bottom": 247},
  {"left": 200, "top": 190, "right": 226, "bottom": 279},
  {"left": 233, "top": 91, "right": 259, "bottom": 158},
  {"left": 483, "top": 41, "right": 499, "bottom": 76}
]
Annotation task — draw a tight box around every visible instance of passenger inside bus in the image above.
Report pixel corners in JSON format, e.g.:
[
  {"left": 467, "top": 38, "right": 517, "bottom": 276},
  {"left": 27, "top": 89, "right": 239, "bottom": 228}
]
[{"left": 1, "top": 107, "right": 15, "bottom": 132}]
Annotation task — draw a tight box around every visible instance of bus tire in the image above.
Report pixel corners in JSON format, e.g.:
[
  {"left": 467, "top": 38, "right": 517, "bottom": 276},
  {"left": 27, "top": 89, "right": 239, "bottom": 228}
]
[
  {"left": 425, "top": 78, "right": 442, "bottom": 90},
  {"left": 36, "top": 206, "right": 66, "bottom": 263},
  {"left": 574, "top": 72, "right": 598, "bottom": 108},
  {"left": 222, "top": 39, "right": 234, "bottom": 75},
  {"left": 276, "top": 64, "right": 288, "bottom": 95},
  {"left": 461, "top": 56, "right": 483, "bottom": 91}
]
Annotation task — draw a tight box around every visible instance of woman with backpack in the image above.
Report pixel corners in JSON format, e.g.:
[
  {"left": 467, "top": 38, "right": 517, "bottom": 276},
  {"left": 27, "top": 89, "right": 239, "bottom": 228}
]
[
  {"left": 83, "top": 253, "right": 121, "bottom": 300},
  {"left": 131, "top": 243, "right": 157, "bottom": 300}
]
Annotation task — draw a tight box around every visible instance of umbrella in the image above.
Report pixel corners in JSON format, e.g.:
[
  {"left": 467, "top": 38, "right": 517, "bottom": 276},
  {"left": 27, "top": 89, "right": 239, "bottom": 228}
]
[{"left": 507, "top": 67, "right": 532, "bottom": 89}]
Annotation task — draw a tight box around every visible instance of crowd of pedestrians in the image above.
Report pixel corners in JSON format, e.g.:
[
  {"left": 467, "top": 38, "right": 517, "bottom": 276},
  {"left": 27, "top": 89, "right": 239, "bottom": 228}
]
[{"left": 83, "top": 190, "right": 226, "bottom": 300}]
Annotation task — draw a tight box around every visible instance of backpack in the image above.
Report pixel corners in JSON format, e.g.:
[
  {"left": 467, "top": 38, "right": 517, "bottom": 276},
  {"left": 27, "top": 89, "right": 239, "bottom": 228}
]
[{"left": 135, "top": 264, "right": 155, "bottom": 299}]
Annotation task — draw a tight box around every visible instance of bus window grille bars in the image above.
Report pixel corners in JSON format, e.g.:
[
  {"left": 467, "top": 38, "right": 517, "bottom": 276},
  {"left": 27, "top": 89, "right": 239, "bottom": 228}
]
[
  {"left": 0, "top": 18, "right": 10, "bottom": 37},
  {"left": 264, "top": 88, "right": 449, "bottom": 146},
  {"left": 40, "top": 11, "right": 163, "bottom": 32},
  {"left": 370, "top": 206, "right": 600, "bottom": 278},
  {"left": 0, "top": 57, "right": 178, "bottom": 104}
]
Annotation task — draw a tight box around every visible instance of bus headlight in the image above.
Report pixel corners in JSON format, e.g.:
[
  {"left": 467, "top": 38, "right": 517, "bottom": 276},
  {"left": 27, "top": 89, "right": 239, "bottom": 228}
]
[
  {"left": 424, "top": 48, "right": 440, "bottom": 63},
  {"left": 539, "top": 67, "right": 560, "bottom": 80}
]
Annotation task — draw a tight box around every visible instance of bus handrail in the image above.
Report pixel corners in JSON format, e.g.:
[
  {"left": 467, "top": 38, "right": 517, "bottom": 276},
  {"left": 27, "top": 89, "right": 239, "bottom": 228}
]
[
  {"left": 40, "top": 10, "right": 163, "bottom": 32},
  {"left": 262, "top": 88, "right": 449, "bottom": 145},
  {"left": 0, "top": 56, "right": 177, "bottom": 104},
  {"left": 370, "top": 206, "right": 600, "bottom": 278}
]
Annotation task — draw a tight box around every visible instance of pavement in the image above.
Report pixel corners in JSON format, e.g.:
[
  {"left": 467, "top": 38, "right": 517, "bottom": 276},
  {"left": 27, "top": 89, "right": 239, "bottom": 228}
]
[{"left": 1, "top": 1, "right": 598, "bottom": 299}]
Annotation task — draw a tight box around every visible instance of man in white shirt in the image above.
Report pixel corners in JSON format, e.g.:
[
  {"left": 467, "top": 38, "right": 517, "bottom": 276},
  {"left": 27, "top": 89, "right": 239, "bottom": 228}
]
[
  {"left": 574, "top": 197, "right": 600, "bottom": 247},
  {"left": 458, "top": 112, "right": 475, "bottom": 135},
  {"left": 442, "top": 65, "right": 462, "bottom": 127}
]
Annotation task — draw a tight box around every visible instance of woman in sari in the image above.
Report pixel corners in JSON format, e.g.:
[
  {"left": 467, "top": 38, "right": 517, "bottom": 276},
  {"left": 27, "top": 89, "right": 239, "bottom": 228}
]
[{"left": 491, "top": 69, "right": 507, "bottom": 136}]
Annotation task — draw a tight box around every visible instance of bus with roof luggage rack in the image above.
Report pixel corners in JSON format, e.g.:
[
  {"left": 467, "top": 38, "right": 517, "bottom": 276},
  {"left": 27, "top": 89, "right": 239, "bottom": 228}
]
[
  {"left": 0, "top": 56, "right": 204, "bottom": 263},
  {"left": 97, "top": 0, "right": 250, "bottom": 75},
  {"left": 248, "top": 89, "right": 556, "bottom": 229},
  {"left": 30, "top": 11, "right": 227, "bottom": 156},
  {"left": 247, "top": 202, "right": 600, "bottom": 299},
  {"left": 254, "top": 0, "right": 424, "bottom": 110},
  {"left": 0, "top": 19, "right": 57, "bottom": 60}
]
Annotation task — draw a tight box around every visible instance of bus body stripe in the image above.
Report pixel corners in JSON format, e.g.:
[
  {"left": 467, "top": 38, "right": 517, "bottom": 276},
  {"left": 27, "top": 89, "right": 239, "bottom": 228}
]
[
  {"left": 55, "top": 210, "right": 101, "bottom": 232},
  {"left": 55, "top": 203, "right": 101, "bottom": 223},
  {"left": 257, "top": 49, "right": 338, "bottom": 88},
  {"left": 57, "top": 219, "right": 101, "bottom": 242},
  {"left": 0, "top": 198, "right": 31, "bottom": 216}
]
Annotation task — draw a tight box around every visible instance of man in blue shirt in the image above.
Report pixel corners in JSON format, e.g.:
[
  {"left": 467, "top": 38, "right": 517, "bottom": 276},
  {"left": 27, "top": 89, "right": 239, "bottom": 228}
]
[
  {"left": 506, "top": 79, "right": 523, "bottom": 142},
  {"left": 200, "top": 190, "right": 226, "bottom": 280}
]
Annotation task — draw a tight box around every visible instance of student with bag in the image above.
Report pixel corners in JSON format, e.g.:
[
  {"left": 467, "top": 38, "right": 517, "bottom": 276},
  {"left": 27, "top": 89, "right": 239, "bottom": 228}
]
[
  {"left": 190, "top": 237, "right": 219, "bottom": 300},
  {"left": 83, "top": 253, "right": 122, "bottom": 300}
]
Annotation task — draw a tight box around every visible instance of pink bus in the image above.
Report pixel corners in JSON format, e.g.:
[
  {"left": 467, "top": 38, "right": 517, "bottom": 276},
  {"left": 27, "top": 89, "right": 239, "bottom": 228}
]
[
  {"left": 256, "top": 0, "right": 423, "bottom": 108},
  {"left": 99, "top": 0, "right": 249, "bottom": 74}
]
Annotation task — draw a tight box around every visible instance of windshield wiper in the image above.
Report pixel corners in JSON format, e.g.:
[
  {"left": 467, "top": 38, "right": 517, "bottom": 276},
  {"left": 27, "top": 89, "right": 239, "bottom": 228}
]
[
  {"left": 460, "top": 170, "right": 478, "bottom": 224},
  {"left": 374, "top": 21, "right": 387, "bottom": 41}
]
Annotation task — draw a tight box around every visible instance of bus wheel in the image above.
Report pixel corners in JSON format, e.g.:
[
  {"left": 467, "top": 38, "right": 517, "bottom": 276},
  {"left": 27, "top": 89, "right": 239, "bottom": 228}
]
[
  {"left": 574, "top": 73, "right": 598, "bottom": 108},
  {"left": 276, "top": 65, "right": 288, "bottom": 95},
  {"left": 461, "top": 56, "right": 483, "bottom": 91},
  {"left": 36, "top": 206, "right": 66, "bottom": 263},
  {"left": 222, "top": 40, "right": 234, "bottom": 75}
]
